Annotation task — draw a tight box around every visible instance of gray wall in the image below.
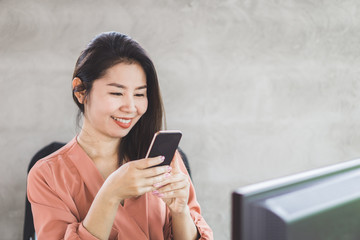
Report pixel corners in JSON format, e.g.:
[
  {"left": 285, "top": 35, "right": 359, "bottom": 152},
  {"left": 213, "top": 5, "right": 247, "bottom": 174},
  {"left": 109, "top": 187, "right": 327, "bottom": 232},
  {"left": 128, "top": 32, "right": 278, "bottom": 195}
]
[{"left": 2, "top": 0, "right": 360, "bottom": 239}]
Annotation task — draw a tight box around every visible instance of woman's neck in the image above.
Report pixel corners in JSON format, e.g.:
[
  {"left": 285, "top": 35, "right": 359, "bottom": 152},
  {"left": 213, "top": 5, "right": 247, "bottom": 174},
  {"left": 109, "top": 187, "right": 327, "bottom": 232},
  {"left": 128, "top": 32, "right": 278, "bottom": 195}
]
[
  {"left": 77, "top": 127, "right": 120, "bottom": 162},
  {"left": 77, "top": 129, "right": 121, "bottom": 179}
]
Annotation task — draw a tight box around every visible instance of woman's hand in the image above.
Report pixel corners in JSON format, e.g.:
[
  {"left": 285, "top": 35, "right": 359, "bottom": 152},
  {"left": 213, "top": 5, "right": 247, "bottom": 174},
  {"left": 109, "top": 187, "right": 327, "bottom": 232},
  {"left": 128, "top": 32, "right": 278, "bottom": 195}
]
[
  {"left": 83, "top": 157, "right": 171, "bottom": 240},
  {"left": 152, "top": 158, "right": 190, "bottom": 214},
  {"left": 103, "top": 156, "right": 172, "bottom": 203}
]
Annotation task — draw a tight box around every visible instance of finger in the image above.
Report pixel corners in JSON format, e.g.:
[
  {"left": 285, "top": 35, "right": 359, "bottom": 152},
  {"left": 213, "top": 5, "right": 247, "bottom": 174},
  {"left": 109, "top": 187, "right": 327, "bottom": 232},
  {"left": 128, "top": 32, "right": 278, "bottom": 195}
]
[
  {"left": 156, "top": 190, "right": 187, "bottom": 199},
  {"left": 153, "top": 173, "right": 187, "bottom": 189},
  {"left": 142, "top": 165, "right": 172, "bottom": 178},
  {"left": 154, "top": 174, "right": 190, "bottom": 191},
  {"left": 138, "top": 185, "right": 157, "bottom": 195},
  {"left": 135, "top": 156, "right": 165, "bottom": 169},
  {"left": 158, "top": 181, "right": 188, "bottom": 194},
  {"left": 144, "top": 171, "right": 172, "bottom": 188},
  {"left": 153, "top": 182, "right": 189, "bottom": 198}
]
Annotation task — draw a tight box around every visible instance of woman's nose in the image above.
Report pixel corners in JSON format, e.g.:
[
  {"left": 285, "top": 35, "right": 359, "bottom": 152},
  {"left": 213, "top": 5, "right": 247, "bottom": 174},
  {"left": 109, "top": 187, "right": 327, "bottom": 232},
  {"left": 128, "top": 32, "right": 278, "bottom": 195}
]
[{"left": 121, "top": 95, "right": 136, "bottom": 113}]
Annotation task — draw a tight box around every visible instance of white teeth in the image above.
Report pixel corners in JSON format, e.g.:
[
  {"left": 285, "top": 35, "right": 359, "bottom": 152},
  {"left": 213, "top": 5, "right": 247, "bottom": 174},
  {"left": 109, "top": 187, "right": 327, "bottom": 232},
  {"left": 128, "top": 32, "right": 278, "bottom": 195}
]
[{"left": 112, "top": 116, "right": 131, "bottom": 123}]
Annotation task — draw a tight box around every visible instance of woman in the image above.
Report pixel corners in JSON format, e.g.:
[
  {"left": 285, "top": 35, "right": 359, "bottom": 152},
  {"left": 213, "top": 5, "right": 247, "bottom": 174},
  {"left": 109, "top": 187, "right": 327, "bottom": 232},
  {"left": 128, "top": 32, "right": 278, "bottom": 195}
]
[{"left": 27, "top": 32, "right": 213, "bottom": 239}]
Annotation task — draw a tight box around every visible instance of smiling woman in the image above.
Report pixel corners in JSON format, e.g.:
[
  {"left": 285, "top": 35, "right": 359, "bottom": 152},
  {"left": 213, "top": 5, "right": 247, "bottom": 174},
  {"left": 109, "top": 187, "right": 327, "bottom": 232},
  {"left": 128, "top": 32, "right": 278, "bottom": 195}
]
[
  {"left": 26, "top": 32, "right": 213, "bottom": 239},
  {"left": 74, "top": 63, "right": 148, "bottom": 141}
]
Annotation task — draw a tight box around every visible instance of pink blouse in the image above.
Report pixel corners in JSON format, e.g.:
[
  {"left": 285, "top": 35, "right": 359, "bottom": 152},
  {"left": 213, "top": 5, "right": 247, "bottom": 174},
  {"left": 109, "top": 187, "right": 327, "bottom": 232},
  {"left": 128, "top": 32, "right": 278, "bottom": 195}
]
[{"left": 27, "top": 137, "right": 213, "bottom": 239}]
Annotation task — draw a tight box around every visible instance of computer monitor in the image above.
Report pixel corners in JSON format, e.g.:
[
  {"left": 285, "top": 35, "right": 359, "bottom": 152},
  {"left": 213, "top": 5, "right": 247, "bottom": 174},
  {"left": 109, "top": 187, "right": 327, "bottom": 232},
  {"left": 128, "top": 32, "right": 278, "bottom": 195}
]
[{"left": 232, "top": 159, "right": 360, "bottom": 240}]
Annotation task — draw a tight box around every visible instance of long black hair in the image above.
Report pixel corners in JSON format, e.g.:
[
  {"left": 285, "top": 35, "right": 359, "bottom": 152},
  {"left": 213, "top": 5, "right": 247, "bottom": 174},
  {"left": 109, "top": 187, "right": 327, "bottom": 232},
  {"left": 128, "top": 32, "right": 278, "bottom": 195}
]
[{"left": 72, "top": 32, "right": 164, "bottom": 164}]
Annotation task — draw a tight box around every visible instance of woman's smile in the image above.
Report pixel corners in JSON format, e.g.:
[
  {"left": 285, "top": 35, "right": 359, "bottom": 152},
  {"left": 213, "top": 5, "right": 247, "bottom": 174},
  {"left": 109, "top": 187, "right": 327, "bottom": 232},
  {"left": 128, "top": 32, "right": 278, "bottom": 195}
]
[{"left": 111, "top": 116, "right": 132, "bottom": 129}]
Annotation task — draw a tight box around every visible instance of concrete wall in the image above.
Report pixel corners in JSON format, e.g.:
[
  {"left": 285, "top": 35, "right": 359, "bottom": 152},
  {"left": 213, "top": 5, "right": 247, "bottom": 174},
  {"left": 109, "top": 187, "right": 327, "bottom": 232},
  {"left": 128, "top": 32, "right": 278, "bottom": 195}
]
[{"left": 1, "top": 0, "right": 360, "bottom": 239}]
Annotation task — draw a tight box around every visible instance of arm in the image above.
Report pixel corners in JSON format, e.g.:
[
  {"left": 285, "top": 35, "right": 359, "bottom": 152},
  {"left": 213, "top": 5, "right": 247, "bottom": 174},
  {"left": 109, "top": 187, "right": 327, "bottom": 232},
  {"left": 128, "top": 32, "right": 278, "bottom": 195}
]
[
  {"left": 28, "top": 156, "right": 172, "bottom": 239},
  {"left": 154, "top": 152, "right": 213, "bottom": 239},
  {"left": 171, "top": 206, "right": 199, "bottom": 240},
  {"left": 82, "top": 156, "right": 171, "bottom": 239},
  {"left": 81, "top": 186, "right": 119, "bottom": 240},
  {"left": 27, "top": 162, "right": 99, "bottom": 239}
]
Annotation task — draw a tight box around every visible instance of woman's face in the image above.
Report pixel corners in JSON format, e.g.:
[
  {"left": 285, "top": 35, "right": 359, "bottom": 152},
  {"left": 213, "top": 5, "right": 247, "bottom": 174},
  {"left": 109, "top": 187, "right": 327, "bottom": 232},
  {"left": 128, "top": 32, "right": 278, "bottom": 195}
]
[{"left": 83, "top": 62, "right": 148, "bottom": 140}]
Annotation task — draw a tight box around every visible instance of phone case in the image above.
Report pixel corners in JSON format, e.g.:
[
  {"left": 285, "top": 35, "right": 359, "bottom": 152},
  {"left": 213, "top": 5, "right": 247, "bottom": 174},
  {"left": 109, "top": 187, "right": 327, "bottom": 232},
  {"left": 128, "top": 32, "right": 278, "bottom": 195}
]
[{"left": 145, "top": 130, "right": 182, "bottom": 167}]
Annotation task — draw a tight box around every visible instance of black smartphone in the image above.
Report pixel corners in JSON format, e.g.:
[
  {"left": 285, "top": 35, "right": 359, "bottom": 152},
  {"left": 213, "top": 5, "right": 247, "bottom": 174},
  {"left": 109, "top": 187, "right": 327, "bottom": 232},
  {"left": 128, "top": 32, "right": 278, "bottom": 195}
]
[{"left": 145, "top": 130, "right": 182, "bottom": 167}]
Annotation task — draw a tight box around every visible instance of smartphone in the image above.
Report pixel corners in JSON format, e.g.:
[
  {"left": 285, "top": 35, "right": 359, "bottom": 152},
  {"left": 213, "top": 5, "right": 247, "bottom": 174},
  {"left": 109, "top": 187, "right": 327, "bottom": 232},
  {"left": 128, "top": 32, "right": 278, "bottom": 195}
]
[{"left": 145, "top": 130, "right": 182, "bottom": 167}]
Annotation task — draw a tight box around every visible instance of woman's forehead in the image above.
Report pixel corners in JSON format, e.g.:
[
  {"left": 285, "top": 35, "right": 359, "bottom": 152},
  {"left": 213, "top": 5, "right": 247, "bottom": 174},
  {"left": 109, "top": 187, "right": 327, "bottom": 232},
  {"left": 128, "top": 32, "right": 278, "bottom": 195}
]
[{"left": 96, "top": 62, "right": 147, "bottom": 87}]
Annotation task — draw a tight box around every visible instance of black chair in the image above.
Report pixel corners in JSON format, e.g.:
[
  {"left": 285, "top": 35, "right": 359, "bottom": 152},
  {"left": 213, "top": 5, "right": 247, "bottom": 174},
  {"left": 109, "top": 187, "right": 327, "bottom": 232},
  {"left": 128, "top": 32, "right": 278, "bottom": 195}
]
[
  {"left": 23, "top": 142, "right": 191, "bottom": 240},
  {"left": 23, "top": 142, "right": 65, "bottom": 240}
]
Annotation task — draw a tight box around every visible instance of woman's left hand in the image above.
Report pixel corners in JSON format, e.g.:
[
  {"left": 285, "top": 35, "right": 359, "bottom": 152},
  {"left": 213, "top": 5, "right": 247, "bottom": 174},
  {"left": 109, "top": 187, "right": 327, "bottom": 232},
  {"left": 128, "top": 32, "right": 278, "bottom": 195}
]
[{"left": 152, "top": 158, "right": 190, "bottom": 214}]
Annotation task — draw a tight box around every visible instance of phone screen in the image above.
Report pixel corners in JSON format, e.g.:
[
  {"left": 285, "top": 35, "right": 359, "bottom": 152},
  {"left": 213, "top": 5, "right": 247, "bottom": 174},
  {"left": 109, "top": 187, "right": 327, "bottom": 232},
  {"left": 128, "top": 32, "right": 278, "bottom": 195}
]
[{"left": 145, "top": 130, "right": 182, "bottom": 167}]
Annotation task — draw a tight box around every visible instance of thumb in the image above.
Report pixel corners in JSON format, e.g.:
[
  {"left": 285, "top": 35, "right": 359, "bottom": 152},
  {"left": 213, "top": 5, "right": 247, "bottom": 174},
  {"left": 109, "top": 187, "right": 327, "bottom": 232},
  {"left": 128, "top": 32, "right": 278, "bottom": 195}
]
[{"left": 170, "top": 153, "right": 181, "bottom": 173}]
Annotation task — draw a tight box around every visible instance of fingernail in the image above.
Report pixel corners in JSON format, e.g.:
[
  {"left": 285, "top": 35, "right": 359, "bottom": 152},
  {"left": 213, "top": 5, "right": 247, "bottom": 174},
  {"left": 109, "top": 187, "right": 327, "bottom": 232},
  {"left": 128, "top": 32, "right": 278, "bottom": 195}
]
[
  {"left": 160, "top": 156, "right": 165, "bottom": 161},
  {"left": 167, "top": 166, "right": 172, "bottom": 172},
  {"left": 158, "top": 193, "right": 164, "bottom": 197},
  {"left": 152, "top": 190, "right": 159, "bottom": 195},
  {"left": 153, "top": 183, "right": 161, "bottom": 188},
  {"left": 164, "top": 173, "right": 171, "bottom": 179}
]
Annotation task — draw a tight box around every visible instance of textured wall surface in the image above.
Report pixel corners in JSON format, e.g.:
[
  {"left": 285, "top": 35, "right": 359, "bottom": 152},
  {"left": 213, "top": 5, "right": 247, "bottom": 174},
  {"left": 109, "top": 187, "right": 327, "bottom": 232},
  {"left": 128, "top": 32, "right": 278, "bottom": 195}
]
[{"left": 2, "top": 0, "right": 360, "bottom": 239}]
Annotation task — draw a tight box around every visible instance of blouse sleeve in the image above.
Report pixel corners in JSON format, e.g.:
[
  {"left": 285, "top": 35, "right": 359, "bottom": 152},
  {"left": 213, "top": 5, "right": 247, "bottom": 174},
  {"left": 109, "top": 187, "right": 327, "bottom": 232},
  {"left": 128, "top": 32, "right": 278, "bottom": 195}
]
[
  {"left": 172, "top": 151, "right": 214, "bottom": 240},
  {"left": 27, "top": 161, "right": 99, "bottom": 240}
]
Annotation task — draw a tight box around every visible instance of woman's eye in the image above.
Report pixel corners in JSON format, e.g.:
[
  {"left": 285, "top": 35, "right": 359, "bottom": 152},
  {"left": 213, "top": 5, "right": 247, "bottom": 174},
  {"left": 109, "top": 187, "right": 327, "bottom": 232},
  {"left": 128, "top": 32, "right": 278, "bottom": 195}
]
[
  {"left": 110, "top": 92, "right": 123, "bottom": 96},
  {"left": 135, "top": 94, "right": 146, "bottom": 97}
]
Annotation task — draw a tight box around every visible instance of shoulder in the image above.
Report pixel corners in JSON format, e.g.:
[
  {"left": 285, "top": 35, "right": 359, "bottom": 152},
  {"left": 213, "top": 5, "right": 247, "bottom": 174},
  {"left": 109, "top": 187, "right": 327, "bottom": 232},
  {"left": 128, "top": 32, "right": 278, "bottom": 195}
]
[
  {"left": 30, "top": 139, "right": 75, "bottom": 173},
  {"left": 28, "top": 139, "right": 80, "bottom": 193},
  {"left": 27, "top": 142, "right": 65, "bottom": 172}
]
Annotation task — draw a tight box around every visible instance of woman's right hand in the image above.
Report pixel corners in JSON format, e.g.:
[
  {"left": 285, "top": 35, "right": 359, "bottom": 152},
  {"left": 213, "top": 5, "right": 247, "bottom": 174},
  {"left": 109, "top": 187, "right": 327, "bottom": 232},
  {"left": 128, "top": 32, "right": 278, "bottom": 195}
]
[{"left": 103, "top": 156, "right": 172, "bottom": 203}]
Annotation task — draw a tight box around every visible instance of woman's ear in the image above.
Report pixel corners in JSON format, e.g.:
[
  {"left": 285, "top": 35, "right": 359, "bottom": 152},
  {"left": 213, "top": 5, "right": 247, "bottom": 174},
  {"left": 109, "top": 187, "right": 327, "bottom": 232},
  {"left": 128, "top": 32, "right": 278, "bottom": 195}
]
[{"left": 72, "top": 77, "right": 85, "bottom": 104}]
